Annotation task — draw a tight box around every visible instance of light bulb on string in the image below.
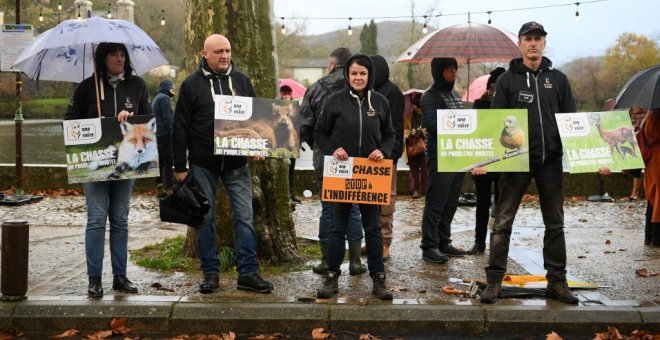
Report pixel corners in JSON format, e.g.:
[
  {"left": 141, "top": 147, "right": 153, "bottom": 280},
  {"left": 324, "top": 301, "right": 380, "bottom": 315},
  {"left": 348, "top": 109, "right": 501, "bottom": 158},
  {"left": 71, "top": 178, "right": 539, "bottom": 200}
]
[
  {"left": 574, "top": 2, "right": 581, "bottom": 22},
  {"left": 487, "top": 11, "right": 492, "bottom": 24},
  {"left": 161, "top": 10, "right": 166, "bottom": 26},
  {"left": 422, "top": 15, "right": 428, "bottom": 34},
  {"left": 107, "top": 3, "right": 112, "bottom": 19},
  {"left": 39, "top": 7, "right": 43, "bottom": 22},
  {"left": 57, "top": 1, "right": 62, "bottom": 11},
  {"left": 280, "top": 17, "right": 286, "bottom": 34},
  {"left": 77, "top": 5, "right": 82, "bottom": 21},
  {"left": 347, "top": 17, "right": 352, "bottom": 36}
]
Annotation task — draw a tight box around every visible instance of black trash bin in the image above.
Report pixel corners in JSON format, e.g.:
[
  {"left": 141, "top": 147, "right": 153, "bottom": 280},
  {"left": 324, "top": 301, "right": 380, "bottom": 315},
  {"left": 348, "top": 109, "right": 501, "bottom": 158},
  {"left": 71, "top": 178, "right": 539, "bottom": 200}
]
[{"left": 1, "top": 219, "right": 29, "bottom": 301}]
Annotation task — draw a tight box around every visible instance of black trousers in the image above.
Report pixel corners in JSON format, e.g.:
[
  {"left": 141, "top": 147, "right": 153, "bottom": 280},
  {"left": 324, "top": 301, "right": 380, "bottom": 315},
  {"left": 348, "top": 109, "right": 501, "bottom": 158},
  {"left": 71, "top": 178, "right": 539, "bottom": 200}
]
[
  {"left": 156, "top": 133, "right": 173, "bottom": 188},
  {"left": 419, "top": 162, "right": 464, "bottom": 250}
]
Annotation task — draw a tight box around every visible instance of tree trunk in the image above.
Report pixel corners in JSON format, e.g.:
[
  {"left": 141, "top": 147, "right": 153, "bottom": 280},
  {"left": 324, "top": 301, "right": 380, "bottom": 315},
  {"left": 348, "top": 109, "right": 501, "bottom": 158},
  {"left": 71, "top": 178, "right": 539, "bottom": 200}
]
[{"left": 180, "top": 0, "right": 301, "bottom": 265}]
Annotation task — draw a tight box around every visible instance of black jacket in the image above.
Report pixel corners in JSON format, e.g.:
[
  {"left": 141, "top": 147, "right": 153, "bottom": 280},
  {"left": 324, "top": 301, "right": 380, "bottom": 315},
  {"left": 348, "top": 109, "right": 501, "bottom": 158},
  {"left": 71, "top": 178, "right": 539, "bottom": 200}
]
[
  {"left": 491, "top": 56, "right": 576, "bottom": 167},
  {"left": 172, "top": 59, "right": 256, "bottom": 173},
  {"left": 421, "top": 58, "right": 462, "bottom": 164},
  {"left": 65, "top": 72, "right": 150, "bottom": 120},
  {"left": 299, "top": 65, "right": 346, "bottom": 149},
  {"left": 371, "top": 55, "right": 405, "bottom": 161},
  {"left": 314, "top": 54, "right": 395, "bottom": 159}
]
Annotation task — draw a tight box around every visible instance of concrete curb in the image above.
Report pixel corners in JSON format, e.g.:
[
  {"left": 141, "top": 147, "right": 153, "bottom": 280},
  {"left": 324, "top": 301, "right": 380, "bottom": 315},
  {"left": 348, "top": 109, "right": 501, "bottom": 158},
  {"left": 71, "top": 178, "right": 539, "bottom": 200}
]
[{"left": 1, "top": 298, "right": 658, "bottom": 337}]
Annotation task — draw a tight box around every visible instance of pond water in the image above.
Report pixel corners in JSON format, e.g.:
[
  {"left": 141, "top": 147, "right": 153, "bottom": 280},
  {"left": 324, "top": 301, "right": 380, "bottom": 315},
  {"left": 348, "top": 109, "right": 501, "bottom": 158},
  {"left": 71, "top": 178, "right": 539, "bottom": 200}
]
[{"left": 0, "top": 120, "right": 409, "bottom": 169}]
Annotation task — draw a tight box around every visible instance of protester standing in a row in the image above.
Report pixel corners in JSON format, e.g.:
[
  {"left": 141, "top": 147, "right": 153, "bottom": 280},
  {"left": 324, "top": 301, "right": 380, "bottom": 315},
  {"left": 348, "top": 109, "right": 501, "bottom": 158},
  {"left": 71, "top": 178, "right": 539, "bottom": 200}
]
[
  {"left": 65, "top": 42, "right": 150, "bottom": 297},
  {"left": 640, "top": 108, "right": 660, "bottom": 247},
  {"left": 152, "top": 79, "right": 176, "bottom": 197},
  {"left": 480, "top": 22, "right": 579, "bottom": 304},
  {"left": 419, "top": 57, "right": 468, "bottom": 264},
  {"left": 314, "top": 54, "right": 395, "bottom": 300},
  {"left": 173, "top": 34, "right": 273, "bottom": 295}
]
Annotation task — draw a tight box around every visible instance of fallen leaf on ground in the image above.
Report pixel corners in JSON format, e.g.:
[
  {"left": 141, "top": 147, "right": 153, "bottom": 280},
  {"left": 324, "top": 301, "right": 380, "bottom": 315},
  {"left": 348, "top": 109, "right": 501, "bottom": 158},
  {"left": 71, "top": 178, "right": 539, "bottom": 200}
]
[
  {"left": 604, "top": 250, "right": 616, "bottom": 254},
  {"left": 418, "top": 289, "right": 427, "bottom": 293},
  {"left": 605, "top": 240, "right": 611, "bottom": 244},
  {"left": 635, "top": 268, "right": 659, "bottom": 277},
  {"left": 110, "top": 318, "right": 126, "bottom": 330},
  {"left": 618, "top": 248, "right": 627, "bottom": 251},
  {"left": 545, "top": 331, "right": 562, "bottom": 340},
  {"left": 50, "top": 329, "right": 80, "bottom": 338},
  {"left": 578, "top": 218, "right": 588, "bottom": 223},
  {"left": 593, "top": 326, "right": 623, "bottom": 340},
  {"left": 312, "top": 328, "right": 332, "bottom": 339},
  {"left": 249, "top": 333, "right": 285, "bottom": 340},
  {"left": 577, "top": 255, "right": 587, "bottom": 259},
  {"left": 359, "top": 334, "right": 380, "bottom": 340},
  {"left": 85, "top": 330, "right": 113, "bottom": 339},
  {"left": 390, "top": 286, "right": 408, "bottom": 292}
]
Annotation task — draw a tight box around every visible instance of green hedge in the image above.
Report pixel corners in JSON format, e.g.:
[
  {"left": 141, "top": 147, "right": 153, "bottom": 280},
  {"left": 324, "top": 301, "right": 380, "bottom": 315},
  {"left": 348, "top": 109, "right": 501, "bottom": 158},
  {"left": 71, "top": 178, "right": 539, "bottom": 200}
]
[{"left": 0, "top": 98, "right": 70, "bottom": 119}]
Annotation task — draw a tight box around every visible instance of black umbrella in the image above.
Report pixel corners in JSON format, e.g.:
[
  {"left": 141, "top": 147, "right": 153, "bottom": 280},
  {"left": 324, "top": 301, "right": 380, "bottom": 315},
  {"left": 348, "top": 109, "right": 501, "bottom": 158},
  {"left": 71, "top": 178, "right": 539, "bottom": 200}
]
[{"left": 614, "top": 64, "right": 660, "bottom": 110}]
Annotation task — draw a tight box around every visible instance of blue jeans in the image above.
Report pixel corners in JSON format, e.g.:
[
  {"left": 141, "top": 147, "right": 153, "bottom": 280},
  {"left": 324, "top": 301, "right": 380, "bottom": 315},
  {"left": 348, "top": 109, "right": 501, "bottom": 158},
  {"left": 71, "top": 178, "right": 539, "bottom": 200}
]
[
  {"left": 190, "top": 163, "right": 258, "bottom": 276},
  {"left": 316, "top": 171, "right": 363, "bottom": 242},
  {"left": 83, "top": 179, "right": 135, "bottom": 277}
]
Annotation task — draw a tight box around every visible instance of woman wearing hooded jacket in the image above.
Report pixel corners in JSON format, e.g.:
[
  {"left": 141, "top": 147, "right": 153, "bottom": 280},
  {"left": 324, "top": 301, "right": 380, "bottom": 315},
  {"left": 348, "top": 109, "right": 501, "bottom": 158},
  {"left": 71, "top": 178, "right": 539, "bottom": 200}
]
[
  {"left": 313, "top": 54, "right": 395, "bottom": 300},
  {"left": 65, "top": 42, "right": 150, "bottom": 297}
]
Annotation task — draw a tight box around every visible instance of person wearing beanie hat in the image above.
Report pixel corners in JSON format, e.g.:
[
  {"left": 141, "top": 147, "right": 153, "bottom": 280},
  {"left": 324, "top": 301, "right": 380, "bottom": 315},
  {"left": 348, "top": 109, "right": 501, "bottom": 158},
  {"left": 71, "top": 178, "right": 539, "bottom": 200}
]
[
  {"left": 479, "top": 21, "right": 579, "bottom": 305},
  {"left": 153, "top": 79, "right": 176, "bottom": 194},
  {"left": 467, "top": 67, "right": 506, "bottom": 256},
  {"left": 419, "top": 57, "right": 468, "bottom": 264}
]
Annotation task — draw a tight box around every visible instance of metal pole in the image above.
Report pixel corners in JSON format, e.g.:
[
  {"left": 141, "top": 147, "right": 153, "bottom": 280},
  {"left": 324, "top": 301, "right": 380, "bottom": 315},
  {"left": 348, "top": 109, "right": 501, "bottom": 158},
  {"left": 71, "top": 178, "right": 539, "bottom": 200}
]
[
  {"left": 1, "top": 220, "right": 29, "bottom": 301},
  {"left": 14, "top": 0, "right": 24, "bottom": 195}
]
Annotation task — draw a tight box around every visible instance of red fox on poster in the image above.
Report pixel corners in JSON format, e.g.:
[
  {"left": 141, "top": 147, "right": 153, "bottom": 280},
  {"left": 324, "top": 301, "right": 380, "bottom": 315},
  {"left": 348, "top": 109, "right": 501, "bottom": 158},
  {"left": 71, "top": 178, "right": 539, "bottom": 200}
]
[{"left": 107, "top": 117, "right": 158, "bottom": 180}]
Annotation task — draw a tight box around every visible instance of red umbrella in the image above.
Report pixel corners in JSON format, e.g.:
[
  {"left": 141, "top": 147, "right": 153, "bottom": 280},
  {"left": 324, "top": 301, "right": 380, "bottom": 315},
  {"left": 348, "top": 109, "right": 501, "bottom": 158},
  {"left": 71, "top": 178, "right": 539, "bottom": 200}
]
[
  {"left": 396, "top": 22, "right": 520, "bottom": 102},
  {"left": 461, "top": 75, "right": 489, "bottom": 102},
  {"left": 279, "top": 78, "right": 307, "bottom": 99}
]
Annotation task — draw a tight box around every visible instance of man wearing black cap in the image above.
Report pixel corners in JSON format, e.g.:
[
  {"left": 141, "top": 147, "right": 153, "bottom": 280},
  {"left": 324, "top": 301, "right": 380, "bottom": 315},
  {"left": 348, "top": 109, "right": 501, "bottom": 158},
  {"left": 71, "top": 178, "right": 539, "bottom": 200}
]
[
  {"left": 419, "top": 57, "right": 468, "bottom": 264},
  {"left": 480, "top": 22, "right": 579, "bottom": 304}
]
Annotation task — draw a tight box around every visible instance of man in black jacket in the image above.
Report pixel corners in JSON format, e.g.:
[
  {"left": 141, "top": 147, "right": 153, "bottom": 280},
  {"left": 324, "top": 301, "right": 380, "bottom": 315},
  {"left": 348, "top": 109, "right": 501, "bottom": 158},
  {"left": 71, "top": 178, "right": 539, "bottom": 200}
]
[
  {"left": 480, "top": 22, "right": 579, "bottom": 304},
  {"left": 419, "top": 57, "right": 468, "bottom": 264},
  {"left": 172, "top": 34, "right": 273, "bottom": 295},
  {"left": 370, "top": 55, "right": 404, "bottom": 260},
  {"left": 299, "top": 47, "right": 366, "bottom": 276}
]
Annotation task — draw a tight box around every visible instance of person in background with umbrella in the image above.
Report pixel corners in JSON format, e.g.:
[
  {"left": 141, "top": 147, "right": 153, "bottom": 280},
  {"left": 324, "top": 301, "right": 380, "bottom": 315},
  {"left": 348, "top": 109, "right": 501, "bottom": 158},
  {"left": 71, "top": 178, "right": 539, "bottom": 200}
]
[
  {"left": 419, "top": 57, "right": 468, "bottom": 264},
  {"left": 467, "top": 67, "right": 505, "bottom": 255},
  {"left": 403, "top": 92, "right": 427, "bottom": 199},
  {"left": 64, "top": 42, "right": 150, "bottom": 297},
  {"left": 153, "top": 79, "right": 176, "bottom": 198},
  {"left": 314, "top": 54, "right": 394, "bottom": 300},
  {"left": 480, "top": 22, "right": 579, "bottom": 304},
  {"left": 280, "top": 85, "right": 301, "bottom": 204}
]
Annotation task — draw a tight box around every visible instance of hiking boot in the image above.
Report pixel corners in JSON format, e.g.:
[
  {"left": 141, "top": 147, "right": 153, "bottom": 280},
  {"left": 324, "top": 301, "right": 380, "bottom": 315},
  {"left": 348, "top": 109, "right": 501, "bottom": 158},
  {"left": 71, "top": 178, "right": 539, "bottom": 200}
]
[
  {"left": 371, "top": 272, "right": 393, "bottom": 300},
  {"left": 237, "top": 272, "right": 273, "bottom": 294},
  {"left": 422, "top": 248, "right": 448, "bottom": 264},
  {"left": 312, "top": 242, "right": 328, "bottom": 275},
  {"left": 317, "top": 271, "right": 339, "bottom": 299},
  {"left": 480, "top": 282, "right": 502, "bottom": 303},
  {"left": 112, "top": 275, "right": 138, "bottom": 293},
  {"left": 546, "top": 280, "right": 579, "bottom": 304},
  {"left": 348, "top": 240, "right": 367, "bottom": 275},
  {"left": 466, "top": 243, "right": 486, "bottom": 255},
  {"left": 440, "top": 244, "right": 467, "bottom": 257},
  {"left": 199, "top": 273, "right": 219, "bottom": 294},
  {"left": 87, "top": 276, "right": 103, "bottom": 298}
]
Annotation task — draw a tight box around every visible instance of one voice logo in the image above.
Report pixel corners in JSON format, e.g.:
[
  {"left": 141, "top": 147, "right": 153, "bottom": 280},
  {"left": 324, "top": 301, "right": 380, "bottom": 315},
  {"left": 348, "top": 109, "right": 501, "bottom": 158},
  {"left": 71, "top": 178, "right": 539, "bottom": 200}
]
[
  {"left": 214, "top": 95, "right": 253, "bottom": 121},
  {"left": 323, "top": 156, "right": 352, "bottom": 178},
  {"left": 556, "top": 113, "right": 590, "bottom": 137},
  {"left": 438, "top": 109, "right": 477, "bottom": 135},
  {"left": 63, "top": 118, "right": 102, "bottom": 145}
]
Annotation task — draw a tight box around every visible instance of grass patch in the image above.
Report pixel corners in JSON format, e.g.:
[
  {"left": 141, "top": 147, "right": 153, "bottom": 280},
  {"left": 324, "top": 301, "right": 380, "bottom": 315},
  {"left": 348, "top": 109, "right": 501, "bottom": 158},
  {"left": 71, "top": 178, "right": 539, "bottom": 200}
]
[
  {"left": 0, "top": 97, "right": 70, "bottom": 119},
  {"left": 130, "top": 236, "right": 321, "bottom": 275}
]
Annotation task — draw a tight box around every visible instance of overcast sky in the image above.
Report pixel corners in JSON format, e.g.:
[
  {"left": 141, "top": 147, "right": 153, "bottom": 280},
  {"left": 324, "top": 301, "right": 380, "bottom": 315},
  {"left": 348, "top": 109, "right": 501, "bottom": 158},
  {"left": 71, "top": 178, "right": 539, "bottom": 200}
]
[{"left": 274, "top": 0, "right": 660, "bottom": 66}]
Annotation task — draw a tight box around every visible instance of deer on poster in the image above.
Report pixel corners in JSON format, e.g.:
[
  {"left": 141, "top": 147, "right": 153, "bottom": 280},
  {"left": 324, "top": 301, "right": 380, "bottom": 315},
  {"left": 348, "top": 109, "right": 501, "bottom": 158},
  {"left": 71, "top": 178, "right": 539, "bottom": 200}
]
[{"left": 590, "top": 113, "right": 638, "bottom": 160}]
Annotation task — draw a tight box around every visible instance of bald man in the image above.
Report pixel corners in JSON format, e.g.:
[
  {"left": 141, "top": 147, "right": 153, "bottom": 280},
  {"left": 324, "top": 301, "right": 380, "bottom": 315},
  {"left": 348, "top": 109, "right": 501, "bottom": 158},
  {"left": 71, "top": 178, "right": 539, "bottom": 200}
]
[{"left": 172, "top": 34, "right": 273, "bottom": 294}]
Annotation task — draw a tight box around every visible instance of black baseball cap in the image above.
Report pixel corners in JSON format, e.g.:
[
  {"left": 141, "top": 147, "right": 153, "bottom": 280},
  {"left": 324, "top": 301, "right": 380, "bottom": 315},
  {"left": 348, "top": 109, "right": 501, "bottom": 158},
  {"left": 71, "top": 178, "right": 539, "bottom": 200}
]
[{"left": 518, "top": 21, "right": 547, "bottom": 37}]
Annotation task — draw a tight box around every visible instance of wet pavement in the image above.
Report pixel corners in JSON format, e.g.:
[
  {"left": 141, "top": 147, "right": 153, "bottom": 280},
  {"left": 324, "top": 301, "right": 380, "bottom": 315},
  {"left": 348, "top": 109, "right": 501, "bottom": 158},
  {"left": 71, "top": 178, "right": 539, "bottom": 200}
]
[{"left": 0, "top": 192, "right": 658, "bottom": 337}]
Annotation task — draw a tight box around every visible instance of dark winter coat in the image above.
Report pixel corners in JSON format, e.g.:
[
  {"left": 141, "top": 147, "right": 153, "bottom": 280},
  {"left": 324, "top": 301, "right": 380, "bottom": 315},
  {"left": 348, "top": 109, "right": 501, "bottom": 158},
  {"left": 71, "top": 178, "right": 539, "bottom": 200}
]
[
  {"left": 172, "top": 58, "right": 256, "bottom": 173},
  {"left": 152, "top": 80, "right": 175, "bottom": 137},
  {"left": 299, "top": 66, "right": 347, "bottom": 149},
  {"left": 491, "top": 56, "right": 576, "bottom": 167},
  {"left": 65, "top": 72, "right": 150, "bottom": 120},
  {"left": 314, "top": 54, "right": 395, "bottom": 159},
  {"left": 371, "top": 55, "right": 405, "bottom": 161},
  {"left": 421, "top": 58, "right": 463, "bottom": 164}
]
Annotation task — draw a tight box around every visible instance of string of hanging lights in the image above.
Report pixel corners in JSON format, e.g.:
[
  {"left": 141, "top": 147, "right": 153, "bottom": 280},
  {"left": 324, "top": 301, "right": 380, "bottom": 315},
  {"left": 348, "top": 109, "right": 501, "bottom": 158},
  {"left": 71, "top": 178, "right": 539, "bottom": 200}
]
[{"left": 276, "top": 0, "right": 607, "bottom": 35}]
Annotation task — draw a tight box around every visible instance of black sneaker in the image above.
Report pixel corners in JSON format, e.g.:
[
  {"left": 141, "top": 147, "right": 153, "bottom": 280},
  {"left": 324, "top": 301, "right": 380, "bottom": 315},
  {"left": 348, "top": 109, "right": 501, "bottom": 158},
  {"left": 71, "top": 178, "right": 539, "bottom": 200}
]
[
  {"left": 237, "top": 272, "right": 273, "bottom": 294},
  {"left": 422, "top": 248, "right": 448, "bottom": 263},
  {"left": 199, "top": 273, "right": 219, "bottom": 294},
  {"left": 546, "top": 280, "right": 579, "bottom": 304},
  {"left": 466, "top": 243, "right": 486, "bottom": 255},
  {"left": 440, "top": 244, "right": 467, "bottom": 257}
]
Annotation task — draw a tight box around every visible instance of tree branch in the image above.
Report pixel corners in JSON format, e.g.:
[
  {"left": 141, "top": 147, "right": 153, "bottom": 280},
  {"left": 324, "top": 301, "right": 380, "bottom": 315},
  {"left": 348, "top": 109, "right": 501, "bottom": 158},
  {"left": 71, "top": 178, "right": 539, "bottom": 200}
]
[{"left": 459, "top": 147, "right": 529, "bottom": 172}]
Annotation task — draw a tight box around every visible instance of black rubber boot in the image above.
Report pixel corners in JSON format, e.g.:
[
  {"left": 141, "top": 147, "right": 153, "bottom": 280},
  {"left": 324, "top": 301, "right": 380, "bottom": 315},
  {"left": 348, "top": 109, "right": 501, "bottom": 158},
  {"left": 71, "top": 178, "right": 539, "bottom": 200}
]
[
  {"left": 312, "top": 242, "right": 328, "bottom": 274},
  {"left": 87, "top": 276, "right": 103, "bottom": 298},
  {"left": 348, "top": 240, "right": 367, "bottom": 275}
]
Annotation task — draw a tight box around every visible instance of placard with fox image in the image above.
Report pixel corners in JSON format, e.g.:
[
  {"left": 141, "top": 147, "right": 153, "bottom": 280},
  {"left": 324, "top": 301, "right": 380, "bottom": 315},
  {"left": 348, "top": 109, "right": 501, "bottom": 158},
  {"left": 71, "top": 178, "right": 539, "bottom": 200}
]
[
  {"left": 213, "top": 95, "right": 301, "bottom": 158},
  {"left": 62, "top": 114, "right": 160, "bottom": 183}
]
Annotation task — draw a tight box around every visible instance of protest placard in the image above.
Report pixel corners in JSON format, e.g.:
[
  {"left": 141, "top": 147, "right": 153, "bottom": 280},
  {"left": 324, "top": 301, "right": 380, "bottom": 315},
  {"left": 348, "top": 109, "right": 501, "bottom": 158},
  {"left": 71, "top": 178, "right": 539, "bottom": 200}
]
[{"left": 321, "top": 156, "right": 392, "bottom": 205}]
